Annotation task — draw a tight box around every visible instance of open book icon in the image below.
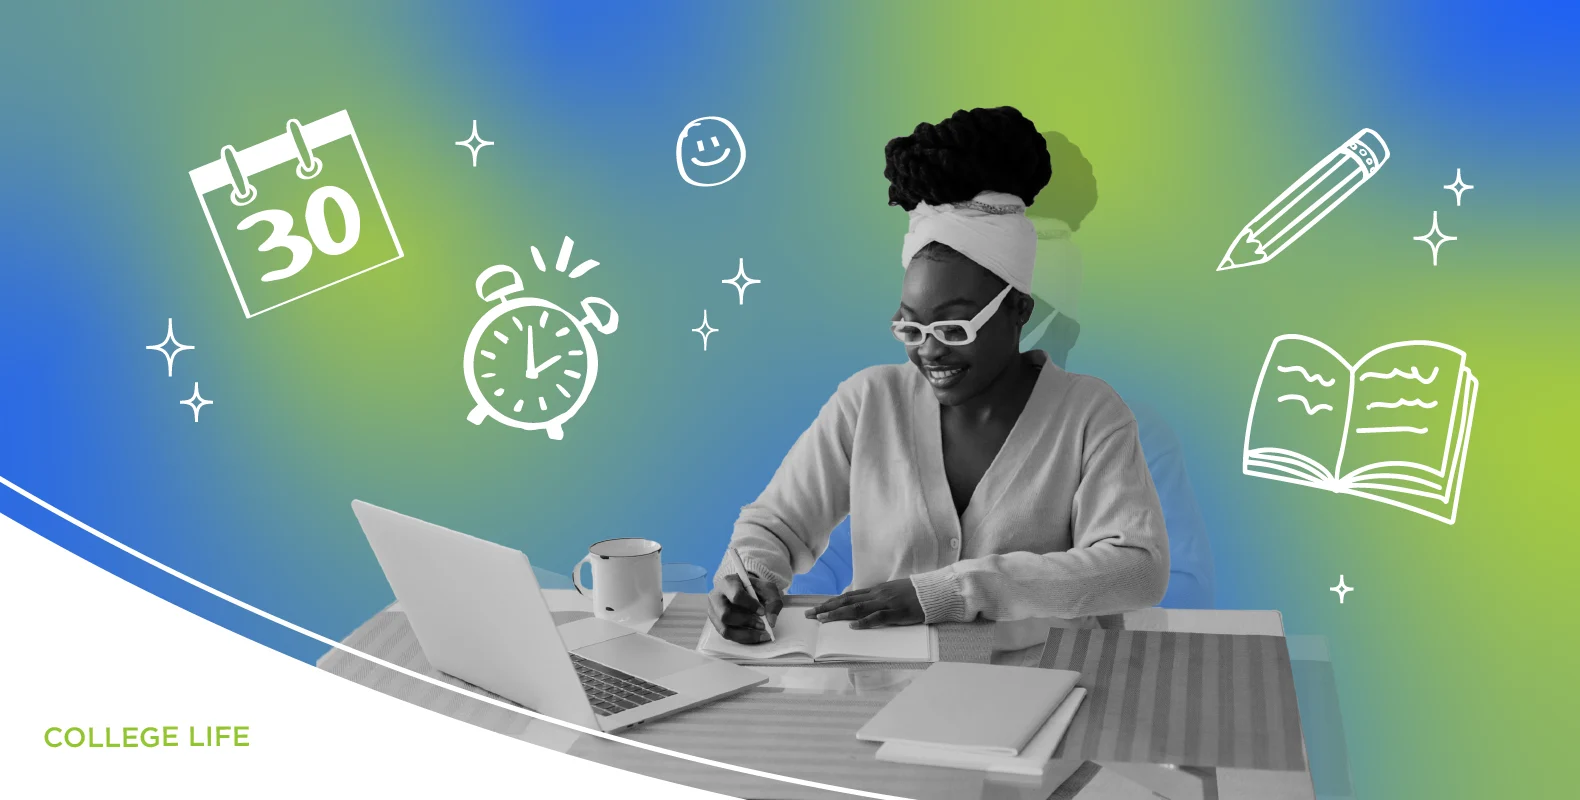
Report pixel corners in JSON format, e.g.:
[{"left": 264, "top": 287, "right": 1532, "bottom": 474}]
[{"left": 1244, "top": 335, "right": 1478, "bottom": 524}]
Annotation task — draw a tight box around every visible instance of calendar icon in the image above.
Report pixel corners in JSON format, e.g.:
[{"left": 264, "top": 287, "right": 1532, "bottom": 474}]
[{"left": 189, "top": 110, "right": 402, "bottom": 318}]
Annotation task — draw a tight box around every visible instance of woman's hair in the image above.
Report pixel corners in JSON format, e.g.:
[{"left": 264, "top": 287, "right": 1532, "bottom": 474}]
[
  {"left": 1025, "top": 130, "right": 1097, "bottom": 231},
  {"left": 884, "top": 106, "right": 1053, "bottom": 212}
]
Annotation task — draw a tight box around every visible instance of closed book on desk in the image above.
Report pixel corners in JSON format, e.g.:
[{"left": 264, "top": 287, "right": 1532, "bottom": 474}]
[
  {"left": 856, "top": 662, "right": 1081, "bottom": 756},
  {"left": 697, "top": 613, "right": 936, "bottom": 664},
  {"left": 876, "top": 687, "right": 1087, "bottom": 775}
]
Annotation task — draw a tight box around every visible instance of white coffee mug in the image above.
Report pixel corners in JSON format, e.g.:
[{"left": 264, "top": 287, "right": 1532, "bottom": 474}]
[{"left": 573, "top": 538, "right": 663, "bottom": 624}]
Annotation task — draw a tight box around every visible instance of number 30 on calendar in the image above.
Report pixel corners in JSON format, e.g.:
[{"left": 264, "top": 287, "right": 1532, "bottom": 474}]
[{"left": 189, "top": 110, "right": 403, "bottom": 318}]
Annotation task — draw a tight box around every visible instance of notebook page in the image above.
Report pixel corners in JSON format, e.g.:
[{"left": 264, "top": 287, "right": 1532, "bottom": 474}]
[
  {"left": 813, "top": 620, "right": 934, "bottom": 662},
  {"left": 1244, "top": 336, "right": 1351, "bottom": 481},
  {"left": 1342, "top": 342, "right": 1466, "bottom": 478},
  {"left": 696, "top": 611, "right": 819, "bottom": 661}
]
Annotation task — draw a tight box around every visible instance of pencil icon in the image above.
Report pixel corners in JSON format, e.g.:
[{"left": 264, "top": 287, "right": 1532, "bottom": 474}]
[{"left": 1218, "top": 128, "right": 1389, "bottom": 271}]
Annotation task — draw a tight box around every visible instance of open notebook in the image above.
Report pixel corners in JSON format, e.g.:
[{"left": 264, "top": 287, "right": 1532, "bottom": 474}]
[{"left": 696, "top": 611, "right": 937, "bottom": 664}]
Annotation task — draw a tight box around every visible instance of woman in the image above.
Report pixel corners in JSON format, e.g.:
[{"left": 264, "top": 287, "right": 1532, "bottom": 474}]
[{"left": 708, "top": 107, "right": 1167, "bottom": 644}]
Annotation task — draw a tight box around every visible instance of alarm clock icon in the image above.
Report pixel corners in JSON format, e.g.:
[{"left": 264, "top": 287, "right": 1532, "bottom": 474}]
[{"left": 463, "top": 264, "right": 618, "bottom": 440}]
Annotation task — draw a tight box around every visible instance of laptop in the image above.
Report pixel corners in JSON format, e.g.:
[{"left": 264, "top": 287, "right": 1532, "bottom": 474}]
[{"left": 352, "top": 500, "right": 766, "bottom": 732}]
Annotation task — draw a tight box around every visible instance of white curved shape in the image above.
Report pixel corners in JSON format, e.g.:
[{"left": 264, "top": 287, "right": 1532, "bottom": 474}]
[
  {"left": 690, "top": 148, "right": 731, "bottom": 167},
  {"left": 2, "top": 511, "right": 723, "bottom": 798},
  {"left": 1366, "top": 398, "right": 1438, "bottom": 410},
  {"left": 1276, "top": 394, "right": 1333, "bottom": 415},
  {"left": 0, "top": 474, "right": 909, "bottom": 799},
  {"left": 1358, "top": 365, "right": 1440, "bottom": 385},
  {"left": 1275, "top": 364, "right": 1336, "bottom": 387}
]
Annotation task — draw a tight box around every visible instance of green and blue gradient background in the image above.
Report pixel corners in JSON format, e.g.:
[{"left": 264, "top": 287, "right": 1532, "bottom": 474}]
[{"left": 2, "top": 2, "right": 1575, "bottom": 797}]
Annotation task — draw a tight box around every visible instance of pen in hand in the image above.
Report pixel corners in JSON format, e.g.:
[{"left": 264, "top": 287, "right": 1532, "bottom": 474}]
[{"left": 726, "top": 547, "right": 776, "bottom": 643}]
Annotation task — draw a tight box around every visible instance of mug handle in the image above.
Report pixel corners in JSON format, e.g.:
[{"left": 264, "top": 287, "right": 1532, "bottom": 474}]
[{"left": 572, "top": 554, "right": 594, "bottom": 597}]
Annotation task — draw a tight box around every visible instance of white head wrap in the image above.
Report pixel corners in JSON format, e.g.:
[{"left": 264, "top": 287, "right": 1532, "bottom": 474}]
[{"left": 900, "top": 190, "right": 1037, "bottom": 293}]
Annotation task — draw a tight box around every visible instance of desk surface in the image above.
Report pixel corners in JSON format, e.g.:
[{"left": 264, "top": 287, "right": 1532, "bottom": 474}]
[{"left": 318, "top": 591, "right": 1316, "bottom": 800}]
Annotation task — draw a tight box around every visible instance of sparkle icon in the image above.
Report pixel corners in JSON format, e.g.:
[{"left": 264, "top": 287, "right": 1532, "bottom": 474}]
[
  {"left": 145, "top": 318, "right": 195, "bottom": 377},
  {"left": 180, "top": 382, "right": 213, "bottom": 422},
  {"left": 455, "top": 120, "right": 494, "bottom": 167},
  {"left": 691, "top": 310, "right": 718, "bottom": 351},
  {"left": 1330, "top": 575, "right": 1354, "bottom": 604},
  {"left": 1443, "top": 168, "right": 1474, "bottom": 206},
  {"left": 1412, "top": 210, "right": 1457, "bottom": 266},
  {"left": 721, "top": 258, "right": 762, "bottom": 305}
]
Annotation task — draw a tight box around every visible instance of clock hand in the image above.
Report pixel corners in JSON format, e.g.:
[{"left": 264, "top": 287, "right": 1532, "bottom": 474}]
[
  {"left": 525, "top": 324, "right": 538, "bottom": 379},
  {"left": 535, "top": 354, "right": 562, "bottom": 375}
]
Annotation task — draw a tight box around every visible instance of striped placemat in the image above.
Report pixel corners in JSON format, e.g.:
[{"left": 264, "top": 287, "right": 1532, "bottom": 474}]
[{"left": 1042, "top": 628, "right": 1307, "bottom": 771}]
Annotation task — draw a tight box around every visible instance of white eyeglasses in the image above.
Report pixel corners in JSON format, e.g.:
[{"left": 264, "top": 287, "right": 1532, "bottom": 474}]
[{"left": 891, "top": 284, "right": 1013, "bottom": 347}]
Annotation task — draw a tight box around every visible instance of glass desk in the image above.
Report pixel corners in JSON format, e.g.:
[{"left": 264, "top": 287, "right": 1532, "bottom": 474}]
[{"left": 318, "top": 591, "right": 1319, "bottom": 800}]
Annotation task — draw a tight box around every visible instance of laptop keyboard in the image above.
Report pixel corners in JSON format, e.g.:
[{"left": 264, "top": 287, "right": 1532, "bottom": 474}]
[{"left": 570, "top": 653, "right": 677, "bottom": 717}]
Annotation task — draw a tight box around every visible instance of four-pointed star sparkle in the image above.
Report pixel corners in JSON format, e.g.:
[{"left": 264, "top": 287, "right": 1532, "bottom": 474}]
[
  {"left": 455, "top": 120, "right": 494, "bottom": 167},
  {"left": 691, "top": 310, "right": 718, "bottom": 351},
  {"left": 721, "top": 258, "right": 762, "bottom": 305},
  {"left": 181, "top": 382, "right": 213, "bottom": 422},
  {"left": 145, "top": 318, "right": 194, "bottom": 377},
  {"left": 1443, "top": 168, "right": 1474, "bottom": 206},
  {"left": 1330, "top": 575, "right": 1354, "bottom": 604},
  {"left": 1412, "top": 210, "right": 1457, "bottom": 266}
]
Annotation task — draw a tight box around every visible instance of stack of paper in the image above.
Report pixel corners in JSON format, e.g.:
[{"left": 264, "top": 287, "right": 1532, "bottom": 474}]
[{"left": 857, "top": 662, "right": 1083, "bottom": 774}]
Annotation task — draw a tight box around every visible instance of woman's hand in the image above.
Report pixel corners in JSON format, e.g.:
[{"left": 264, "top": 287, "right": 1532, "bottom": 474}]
[
  {"left": 706, "top": 571, "right": 785, "bottom": 644},
  {"left": 806, "top": 579, "right": 925, "bottom": 629}
]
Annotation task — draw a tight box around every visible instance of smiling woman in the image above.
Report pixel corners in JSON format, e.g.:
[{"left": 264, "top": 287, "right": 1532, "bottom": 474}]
[{"left": 706, "top": 107, "right": 1169, "bottom": 645}]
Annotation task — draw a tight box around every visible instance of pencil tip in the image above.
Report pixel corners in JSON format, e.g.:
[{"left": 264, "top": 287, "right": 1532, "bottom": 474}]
[{"left": 1218, "top": 232, "right": 1265, "bottom": 271}]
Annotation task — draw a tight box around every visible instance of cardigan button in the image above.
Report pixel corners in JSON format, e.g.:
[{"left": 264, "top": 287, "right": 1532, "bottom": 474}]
[{"left": 949, "top": 537, "right": 960, "bottom": 549}]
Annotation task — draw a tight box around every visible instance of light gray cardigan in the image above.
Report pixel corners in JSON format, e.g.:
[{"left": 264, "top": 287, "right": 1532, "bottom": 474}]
[{"left": 718, "top": 351, "right": 1169, "bottom": 623}]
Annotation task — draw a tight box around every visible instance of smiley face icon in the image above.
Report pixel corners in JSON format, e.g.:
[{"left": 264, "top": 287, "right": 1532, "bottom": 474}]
[{"left": 676, "top": 116, "right": 746, "bottom": 187}]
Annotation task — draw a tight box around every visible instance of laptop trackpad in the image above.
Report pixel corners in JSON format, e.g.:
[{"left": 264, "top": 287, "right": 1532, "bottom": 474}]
[{"left": 574, "top": 634, "right": 710, "bottom": 679}]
